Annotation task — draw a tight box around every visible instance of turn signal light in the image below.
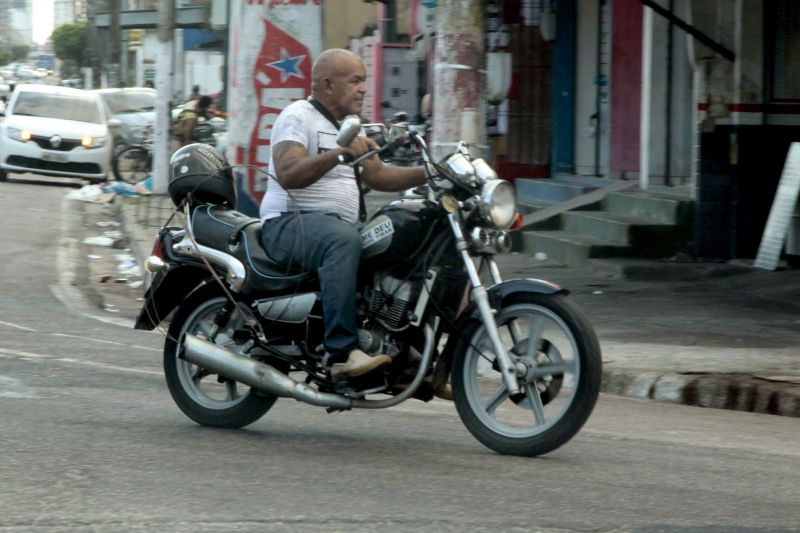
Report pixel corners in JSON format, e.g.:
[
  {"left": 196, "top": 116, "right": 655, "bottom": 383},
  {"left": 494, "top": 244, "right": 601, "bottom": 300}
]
[
  {"left": 509, "top": 212, "right": 524, "bottom": 231},
  {"left": 20, "top": 130, "right": 31, "bottom": 141},
  {"left": 81, "top": 135, "right": 93, "bottom": 147}
]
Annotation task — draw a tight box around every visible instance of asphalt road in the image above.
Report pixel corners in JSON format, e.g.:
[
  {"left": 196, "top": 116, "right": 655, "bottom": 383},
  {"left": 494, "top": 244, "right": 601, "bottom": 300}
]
[{"left": 1, "top": 179, "right": 799, "bottom": 532}]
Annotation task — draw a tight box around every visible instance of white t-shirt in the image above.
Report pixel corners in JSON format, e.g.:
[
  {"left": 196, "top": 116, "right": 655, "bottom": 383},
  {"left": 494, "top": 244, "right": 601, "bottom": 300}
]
[{"left": 259, "top": 99, "right": 361, "bottom": 224}]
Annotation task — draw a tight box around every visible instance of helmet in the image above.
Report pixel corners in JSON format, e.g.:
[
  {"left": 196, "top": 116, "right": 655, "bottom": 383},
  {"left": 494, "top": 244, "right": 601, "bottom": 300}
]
[{"left": 168, "top": 143, "right": 235, "bottom": 208}]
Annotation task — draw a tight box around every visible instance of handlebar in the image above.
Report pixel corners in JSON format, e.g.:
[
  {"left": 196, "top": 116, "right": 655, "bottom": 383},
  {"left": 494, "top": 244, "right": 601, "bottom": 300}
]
[
  {"left": 337, "top": 134, "right": 408, "bottom": 167},
  {"left": 337, "top": 149, "right": 381, "bottom": 166}
]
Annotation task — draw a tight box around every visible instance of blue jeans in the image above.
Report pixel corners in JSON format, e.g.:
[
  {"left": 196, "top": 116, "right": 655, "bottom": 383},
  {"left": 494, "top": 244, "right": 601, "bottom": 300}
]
[{"left": 260, "top": 212, "right": 361, "bottom": 361}]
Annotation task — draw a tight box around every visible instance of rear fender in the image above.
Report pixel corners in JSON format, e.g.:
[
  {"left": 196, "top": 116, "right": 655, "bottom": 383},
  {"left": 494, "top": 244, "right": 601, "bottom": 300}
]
[{"left": 134, "top": 265, "right": 213, "bottom": 330}]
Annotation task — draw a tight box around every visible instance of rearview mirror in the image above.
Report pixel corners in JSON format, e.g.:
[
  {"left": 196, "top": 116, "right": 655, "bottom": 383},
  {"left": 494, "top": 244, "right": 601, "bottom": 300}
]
[
  {"left": 108, "top": 118, "right": 122, "bottom": 129},
  {"left": 336, "top": 115, "right": 361, "bottom": 147}
]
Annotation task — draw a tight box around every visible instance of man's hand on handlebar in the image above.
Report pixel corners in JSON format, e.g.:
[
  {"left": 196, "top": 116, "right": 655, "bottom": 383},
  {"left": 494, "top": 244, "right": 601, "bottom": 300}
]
[{"left": 338, "top": 136, "right": 380, "bottom": 164}]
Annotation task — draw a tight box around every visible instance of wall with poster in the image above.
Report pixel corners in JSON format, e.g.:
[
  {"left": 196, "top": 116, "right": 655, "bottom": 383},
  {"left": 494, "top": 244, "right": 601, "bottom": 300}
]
[{"left": 227, "top": 0, "right": 323, "bottom": 216}]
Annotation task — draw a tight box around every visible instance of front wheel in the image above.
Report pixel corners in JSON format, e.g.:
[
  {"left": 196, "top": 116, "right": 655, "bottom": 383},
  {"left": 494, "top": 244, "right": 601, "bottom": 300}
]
[
  {"left": 113, "top": 145, "right": 151, "bottom": 184},
  {"left": 452, "top": 292, "right": 601, "bottom": 456},
  {"left": 164, "top": 287, "right": 277, "bottom": 428}
]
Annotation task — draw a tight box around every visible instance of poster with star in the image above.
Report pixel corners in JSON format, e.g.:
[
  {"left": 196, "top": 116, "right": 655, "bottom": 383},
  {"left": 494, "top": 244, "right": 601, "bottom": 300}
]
[{"left": 227, "top": 0, "right": 322, "bottom": 215}]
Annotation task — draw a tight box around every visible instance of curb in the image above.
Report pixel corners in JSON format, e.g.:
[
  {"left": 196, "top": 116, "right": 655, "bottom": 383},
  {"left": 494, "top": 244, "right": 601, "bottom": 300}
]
[
  {"left": 114, "top": 197, "right": 147, "bottom": 270},
  {"left": 602, "top": 368, "right": 800, "bottom": 418}
]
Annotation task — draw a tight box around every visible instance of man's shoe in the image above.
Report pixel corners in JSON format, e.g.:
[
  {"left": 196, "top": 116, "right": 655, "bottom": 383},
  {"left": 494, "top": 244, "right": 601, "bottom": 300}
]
[
  {"left": 330, "top": 349, "right": 391, "bottom": 381},
  {"left": 433, "top": 383, "right": 453, "bottom": 401}
]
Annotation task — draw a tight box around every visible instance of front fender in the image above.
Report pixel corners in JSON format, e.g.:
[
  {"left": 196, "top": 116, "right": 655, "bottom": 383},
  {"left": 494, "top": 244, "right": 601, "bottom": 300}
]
[
  {"left": 438, "top": 278, "right": 567, "bottom": 366},
  {"left": 486, "top": 277, "right": 566, "bottom": 307},
  {"left": 134, "top": 265, "right": 212, "bottom": 330}
]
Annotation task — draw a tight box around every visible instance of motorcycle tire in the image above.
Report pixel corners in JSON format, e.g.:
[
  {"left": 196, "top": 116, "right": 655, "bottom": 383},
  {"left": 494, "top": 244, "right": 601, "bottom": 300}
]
[
  {"left": 164, "top": 286, "right": 278, "bottom": 429},
  {"left": 451, "top": 292, "right": 601, "bottom": 457},
  {"left": 113, "top": 145, "right": 151, "bottom": 184}
]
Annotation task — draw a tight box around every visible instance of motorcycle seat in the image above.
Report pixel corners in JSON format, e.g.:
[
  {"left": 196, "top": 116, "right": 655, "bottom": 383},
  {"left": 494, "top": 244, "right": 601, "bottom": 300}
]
[{"left": 190, "top": 204, "right": 312, "bottom": 292}]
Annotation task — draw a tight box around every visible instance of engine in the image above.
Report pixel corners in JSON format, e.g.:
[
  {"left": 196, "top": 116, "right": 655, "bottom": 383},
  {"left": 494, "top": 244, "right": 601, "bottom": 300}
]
[{"left": 365, "top": 274, "right": 422, "bottom": 332}]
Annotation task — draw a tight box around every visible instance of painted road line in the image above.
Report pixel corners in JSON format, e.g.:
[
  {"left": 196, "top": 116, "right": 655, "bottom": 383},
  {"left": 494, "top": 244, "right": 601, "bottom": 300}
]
[{"left": 0, "top": 321, "right": 37, "bottom": 332}]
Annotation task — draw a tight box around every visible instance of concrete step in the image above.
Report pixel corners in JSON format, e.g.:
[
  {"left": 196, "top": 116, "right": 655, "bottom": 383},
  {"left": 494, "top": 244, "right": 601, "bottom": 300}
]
[
  {"left": 512, "top": 230, "right": 632, "bottom": 266},
  {"left": 561, "top": 210, "right": 674, "bottom": 246},
  {"left": 516, "top": 178, "right": 602, "bottom": 205},
  {"left": 604, "top": 190, "right": 692, "bottom": 225}
]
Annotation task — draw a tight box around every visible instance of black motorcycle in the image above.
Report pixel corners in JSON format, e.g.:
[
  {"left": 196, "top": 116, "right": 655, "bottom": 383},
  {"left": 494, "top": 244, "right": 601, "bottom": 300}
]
[{"left": 135, "top": 122, "right": 601, "bottom": 457}]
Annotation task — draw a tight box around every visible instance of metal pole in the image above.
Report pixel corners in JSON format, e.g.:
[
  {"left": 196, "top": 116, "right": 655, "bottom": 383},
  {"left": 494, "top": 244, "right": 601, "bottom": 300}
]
[
  {"left": 640, "top": 4, "right": 653, "bottom": 191},
  {"left": 154, "top": 0, "right": 176, "bottom": 195},
  {"left": 664, "top": 0, "right": 674, "bottom": 186}
]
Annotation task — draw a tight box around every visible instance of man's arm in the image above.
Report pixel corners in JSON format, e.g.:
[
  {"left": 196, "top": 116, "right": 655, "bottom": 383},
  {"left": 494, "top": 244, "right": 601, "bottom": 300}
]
[
  {"left": 360, "top": 155, "right": 427, "bottom": 192},
  {"left": 273, "top": 137, "right": 374, "bottom": 190}
]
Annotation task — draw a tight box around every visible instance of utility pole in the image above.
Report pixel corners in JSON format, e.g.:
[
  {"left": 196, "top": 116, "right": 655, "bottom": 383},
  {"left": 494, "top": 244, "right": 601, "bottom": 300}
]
[
  {"left": 84, "top": 0, "right": 99, "bottom": 89},
  {"left": 154, "top": 0, "right": 176, "bottom": 194},
  {"left": 109, "top": 0, "right": 121, "bottom": 87},
  {"left": 431, "top": 0, "right": 486, "bottom": 162}
]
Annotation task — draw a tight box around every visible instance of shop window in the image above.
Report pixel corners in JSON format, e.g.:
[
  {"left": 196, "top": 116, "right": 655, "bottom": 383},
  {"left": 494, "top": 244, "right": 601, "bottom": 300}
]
[{"left": 768, "top": 0, "right": 800, "bottom": 102}]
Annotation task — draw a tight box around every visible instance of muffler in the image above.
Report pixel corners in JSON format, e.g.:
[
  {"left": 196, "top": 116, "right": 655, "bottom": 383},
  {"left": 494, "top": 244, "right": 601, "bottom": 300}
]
[{"left": 180, "top": 334, "right": 352, "bottom": 410}]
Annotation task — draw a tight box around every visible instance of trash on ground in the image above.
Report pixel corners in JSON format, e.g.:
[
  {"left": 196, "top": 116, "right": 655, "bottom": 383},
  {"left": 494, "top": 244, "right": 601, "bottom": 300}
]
[
  {"left": 128, "top": 280, "right": 144, "bottom": 289},
  {"left": 83, "top": 236, "right": 115, "bottom": 247},
  {"left": 108, "top": 181, "right": 140, "bottom": 197},
  {"left": 87, "top": 254, "right": 102, "bottom": 260},
  {"left": 96, "top": 221, "right": 120, "bottom": 228},
  {"left": 99, "top": 274, "right": 112, "bottom": 283},
  {"left": 134, "top": 176, "right": 154, "bottom": 195},
  {"left": 68, "top": 184, "right": 115, "bottom": 203},
  {"left": 534, "top": 252, "right": 548, "bottom": 261},
  {"left": 592, "top": 290, "right": 604, "bottom": 295}
]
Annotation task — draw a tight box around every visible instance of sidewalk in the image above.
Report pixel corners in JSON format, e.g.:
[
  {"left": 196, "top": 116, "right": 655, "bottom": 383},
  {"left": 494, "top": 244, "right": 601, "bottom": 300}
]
[{"left": 102, "top": 192, "right": 800, "bottom": 419}]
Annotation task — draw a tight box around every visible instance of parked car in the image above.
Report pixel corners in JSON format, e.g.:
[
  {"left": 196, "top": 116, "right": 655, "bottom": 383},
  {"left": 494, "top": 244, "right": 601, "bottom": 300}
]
[
  {"left": 0, "top": 84, "right": 117, "bottom": 182},
  {"left": 92, "top": 87, "right": 156, "bottom": 152}
]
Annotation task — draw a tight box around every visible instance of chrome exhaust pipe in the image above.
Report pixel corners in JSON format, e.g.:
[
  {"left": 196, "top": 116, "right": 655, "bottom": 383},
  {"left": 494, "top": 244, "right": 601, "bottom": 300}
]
[{"left": 181, "top": 334, "right": 352, "bottom": 410}]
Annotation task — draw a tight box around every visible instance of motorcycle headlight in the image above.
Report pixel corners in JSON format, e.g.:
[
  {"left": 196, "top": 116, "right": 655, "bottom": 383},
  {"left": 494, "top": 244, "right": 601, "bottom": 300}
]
[{"left": 479, "top": 179, "right": 517, "bottom": 229}]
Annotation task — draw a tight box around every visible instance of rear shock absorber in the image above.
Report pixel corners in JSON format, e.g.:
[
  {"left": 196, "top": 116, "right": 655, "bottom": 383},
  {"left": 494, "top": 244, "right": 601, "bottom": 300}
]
[{"left": 207, "top": 300, "right": 235, "bottom": 340}]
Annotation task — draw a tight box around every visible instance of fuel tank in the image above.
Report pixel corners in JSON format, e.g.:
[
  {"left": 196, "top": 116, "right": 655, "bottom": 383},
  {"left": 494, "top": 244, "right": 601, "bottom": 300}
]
[{"left": 359, "top": 199, "right": 441, "bottom": 271}]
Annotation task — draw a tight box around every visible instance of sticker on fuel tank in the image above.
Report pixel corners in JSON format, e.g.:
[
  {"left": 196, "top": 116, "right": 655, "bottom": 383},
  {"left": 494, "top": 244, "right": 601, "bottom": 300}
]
[{"left": 361, "top": 217, "right": 394, "bottom": 249}]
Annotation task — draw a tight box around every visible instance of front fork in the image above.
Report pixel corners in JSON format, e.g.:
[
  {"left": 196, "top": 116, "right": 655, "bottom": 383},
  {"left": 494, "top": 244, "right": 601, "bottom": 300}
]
[{"left": 447, "top": 214, "right": 521, "bottom": 395}]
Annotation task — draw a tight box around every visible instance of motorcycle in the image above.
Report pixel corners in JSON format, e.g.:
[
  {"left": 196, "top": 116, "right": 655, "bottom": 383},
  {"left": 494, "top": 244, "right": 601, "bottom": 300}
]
[{"left": 135, "top": 119, "right": 602, "bottom": 457}]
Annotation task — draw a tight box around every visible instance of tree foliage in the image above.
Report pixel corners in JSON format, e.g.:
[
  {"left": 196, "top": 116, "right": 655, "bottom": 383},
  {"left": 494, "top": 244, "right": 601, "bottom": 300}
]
[
  {"left": 11, "top": 45, "right": 30, "bottom": 62},
  {"left": 52, "top": 23, "right": 87, "bottom": 64}
]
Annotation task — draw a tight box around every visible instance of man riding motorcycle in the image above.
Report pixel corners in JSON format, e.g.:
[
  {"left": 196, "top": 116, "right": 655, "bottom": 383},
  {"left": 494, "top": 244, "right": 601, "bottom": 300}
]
[{"left": 260, "top": 48, "right": 427, "bottom": 380}]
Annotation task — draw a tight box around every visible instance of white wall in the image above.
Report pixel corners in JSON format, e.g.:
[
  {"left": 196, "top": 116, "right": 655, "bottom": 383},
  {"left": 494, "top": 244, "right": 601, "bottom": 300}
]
[
  {"left": 646, "top": 0, "right": 693, "bottom": 179},
  {"left": 184, "top": 51, "right": 224, "bottom": 97},
  {"left": 574, "top": 0, "right": 611, "bottom": 177}
]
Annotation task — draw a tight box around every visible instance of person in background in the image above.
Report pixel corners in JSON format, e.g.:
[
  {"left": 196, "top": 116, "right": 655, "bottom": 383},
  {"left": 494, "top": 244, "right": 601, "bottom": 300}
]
[{"left": 174, "top": 95, "right": 213, "bottom": 148}]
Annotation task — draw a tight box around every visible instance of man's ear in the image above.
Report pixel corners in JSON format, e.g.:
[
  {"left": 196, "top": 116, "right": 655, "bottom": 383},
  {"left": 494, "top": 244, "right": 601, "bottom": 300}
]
[{"left": 323, "top": 77, "right": 334, "bottom": 94}]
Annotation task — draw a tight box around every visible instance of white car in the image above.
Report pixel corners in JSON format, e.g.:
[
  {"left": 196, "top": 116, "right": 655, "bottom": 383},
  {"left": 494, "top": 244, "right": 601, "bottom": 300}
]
[{"left": 0, "top": 84, "right": 116, "bottom": 182}]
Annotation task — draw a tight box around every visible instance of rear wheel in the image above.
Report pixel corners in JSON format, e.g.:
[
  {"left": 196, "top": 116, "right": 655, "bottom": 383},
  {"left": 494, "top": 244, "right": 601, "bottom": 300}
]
[
  {"left": 0, "top": 169, "right": 7, "bottom": 182},
  {"left": 113, "top": 145, "right": 150, "bottom": 184},
  {"left": 164, "top": 286, "right": 277, "bottom": 428},
  {"left": 452, "top": 292, "right": 601, "bottom": 457}
]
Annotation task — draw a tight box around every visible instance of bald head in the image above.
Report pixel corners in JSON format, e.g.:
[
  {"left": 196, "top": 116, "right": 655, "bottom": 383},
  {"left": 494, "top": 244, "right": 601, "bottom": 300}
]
[
  {"left": 312, "top": 49, "right": 362, "bottom": 93},
  {"left": 311, "top": 48, "right": 367, "bottom": 119}
]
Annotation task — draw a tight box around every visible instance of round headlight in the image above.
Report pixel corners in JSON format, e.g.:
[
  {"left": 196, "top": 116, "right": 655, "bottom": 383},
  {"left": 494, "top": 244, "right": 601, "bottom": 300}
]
[{"left": 479, "top": 180, "right": 517, "bottom": 229}]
